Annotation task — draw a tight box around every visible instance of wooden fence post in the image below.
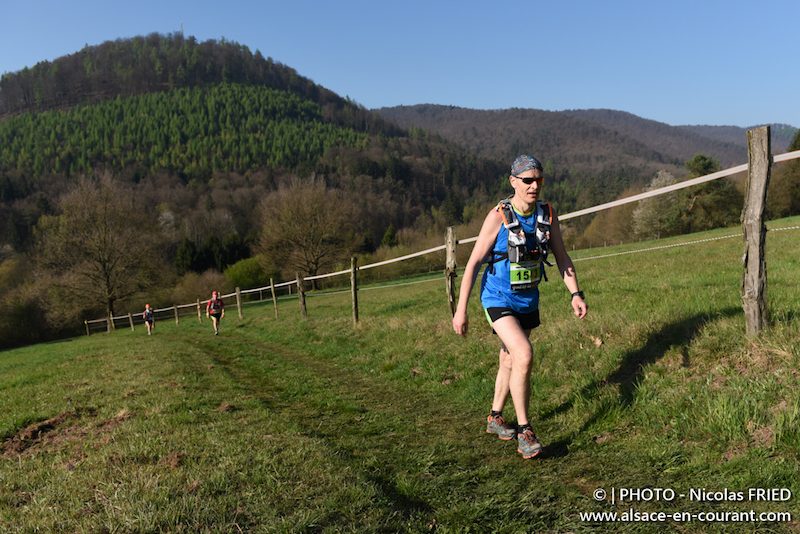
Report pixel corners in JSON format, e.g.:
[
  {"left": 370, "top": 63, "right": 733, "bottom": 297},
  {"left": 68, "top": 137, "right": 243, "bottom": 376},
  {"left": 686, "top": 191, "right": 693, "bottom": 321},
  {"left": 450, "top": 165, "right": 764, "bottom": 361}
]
[
  {"left": 197, "top": 299, "right": 203, "bottom": 323},
  {"left": 85, "top": 320, "right": 90, "bottom": 336},
  {"left": 741, "top": 125, "right": 771, "bottom": 337},
  {"left": 236, "top": 287, "right": 243, "bottom": 319},
  {"left": 270, "top": 278, "right": 278, "bottom": 319},
  {"left": 296, "top": 273, "right": 307, "bottom": 317},
  {"left": 107, "top": 313, "right": 113, "bottom": 332},
  {"left": 128, "top": 313, "right": 135, "bottom": 331},
  {"left": 445, "top": 226, "right": 458, "bottom": 317},
  {"left": 351, "top": 257, "right": 359, "bottom": 326},
  {"left": 174, "top": 304, "right": 179, "bottom": 325}
]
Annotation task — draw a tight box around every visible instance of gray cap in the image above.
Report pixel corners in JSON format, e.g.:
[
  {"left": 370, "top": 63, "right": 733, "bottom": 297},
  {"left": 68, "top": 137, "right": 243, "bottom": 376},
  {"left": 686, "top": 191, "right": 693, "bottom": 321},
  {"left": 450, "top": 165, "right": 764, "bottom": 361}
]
[{"left": 511, "top": 155, "right": 543, "bottom": 175}]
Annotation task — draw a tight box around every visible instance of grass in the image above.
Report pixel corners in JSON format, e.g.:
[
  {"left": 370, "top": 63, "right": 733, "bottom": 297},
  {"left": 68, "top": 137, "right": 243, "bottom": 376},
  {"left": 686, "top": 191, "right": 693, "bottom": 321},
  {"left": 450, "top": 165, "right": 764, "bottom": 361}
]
[{"left": 1, "top": 217, "right": 800, "bottom": 533}]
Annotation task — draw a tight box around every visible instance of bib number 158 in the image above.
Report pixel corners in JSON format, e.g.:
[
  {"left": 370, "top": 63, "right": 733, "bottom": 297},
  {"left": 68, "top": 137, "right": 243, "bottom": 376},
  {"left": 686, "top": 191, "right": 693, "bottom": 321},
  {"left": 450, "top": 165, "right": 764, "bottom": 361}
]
[{"left": 510, "top": 261, "right": 541, "bottom": 291}]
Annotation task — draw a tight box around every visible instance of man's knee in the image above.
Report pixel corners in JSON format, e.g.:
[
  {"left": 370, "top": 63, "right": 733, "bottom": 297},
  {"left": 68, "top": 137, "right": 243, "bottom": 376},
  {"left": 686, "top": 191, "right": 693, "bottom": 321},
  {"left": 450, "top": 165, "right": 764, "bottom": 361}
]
[{"left": 512, "top": 348, "right": 533, "bottom": 370}]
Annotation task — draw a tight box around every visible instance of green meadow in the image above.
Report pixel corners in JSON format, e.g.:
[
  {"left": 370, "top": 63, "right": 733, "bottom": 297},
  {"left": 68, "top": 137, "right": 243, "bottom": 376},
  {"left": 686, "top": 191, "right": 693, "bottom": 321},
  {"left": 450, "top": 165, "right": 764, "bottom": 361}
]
[{"left": 2, "top": 217, "right": 799, "bottom": 533}]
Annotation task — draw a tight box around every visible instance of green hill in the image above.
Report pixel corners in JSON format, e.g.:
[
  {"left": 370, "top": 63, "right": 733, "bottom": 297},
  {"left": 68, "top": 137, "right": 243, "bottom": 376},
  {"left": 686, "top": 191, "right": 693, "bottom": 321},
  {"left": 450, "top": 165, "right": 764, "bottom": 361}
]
[
  {"left": 0, "top": 34, "right": 508, "bottom": 256},
  {"left": 1, "top": 83, "right": 369, "bottom": 178}
]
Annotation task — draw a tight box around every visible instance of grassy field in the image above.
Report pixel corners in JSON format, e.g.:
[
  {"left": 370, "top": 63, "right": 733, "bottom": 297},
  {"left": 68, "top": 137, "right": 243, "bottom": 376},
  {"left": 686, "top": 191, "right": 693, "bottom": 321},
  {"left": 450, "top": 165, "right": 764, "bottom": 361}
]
[{"left": 1, "top": 217, "right": 799, "bottom": 533}]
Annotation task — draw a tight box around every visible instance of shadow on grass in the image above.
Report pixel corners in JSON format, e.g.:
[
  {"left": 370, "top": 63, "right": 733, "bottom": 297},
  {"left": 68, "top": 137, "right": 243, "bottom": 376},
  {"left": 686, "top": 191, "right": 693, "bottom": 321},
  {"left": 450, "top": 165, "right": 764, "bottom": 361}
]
[{"left": 540, "top": 307, "right": 742, "bottom": 454}]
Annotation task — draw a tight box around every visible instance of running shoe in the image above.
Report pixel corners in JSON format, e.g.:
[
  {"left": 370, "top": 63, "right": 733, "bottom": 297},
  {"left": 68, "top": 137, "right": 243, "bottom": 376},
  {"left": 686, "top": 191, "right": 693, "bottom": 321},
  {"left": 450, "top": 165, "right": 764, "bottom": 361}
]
[
  {"left": 486, "top": 414, "right": 516, "bottom": 440},
  {"left": 517, "top": 428, "right": 544, "bottom": 458}
]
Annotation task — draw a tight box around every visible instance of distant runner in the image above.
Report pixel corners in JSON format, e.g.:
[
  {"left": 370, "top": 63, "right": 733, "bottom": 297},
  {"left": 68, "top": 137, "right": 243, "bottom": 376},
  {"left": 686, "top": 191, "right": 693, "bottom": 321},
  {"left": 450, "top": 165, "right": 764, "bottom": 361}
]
[
  {"left": 452, "top": 155, "right": 588, "bottom": 459},
  {"left": 206, "top": 291, "right": 225, "bottom": 335},
  {"left": 143, "top": 304, "right": 154, "bottom": 336}
]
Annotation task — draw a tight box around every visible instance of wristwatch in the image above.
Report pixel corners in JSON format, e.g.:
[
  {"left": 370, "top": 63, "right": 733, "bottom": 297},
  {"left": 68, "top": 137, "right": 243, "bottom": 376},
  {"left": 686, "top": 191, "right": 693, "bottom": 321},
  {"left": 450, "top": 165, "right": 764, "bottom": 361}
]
[{"left": 571, "top": 291, "right": 585, "bottom": 300}]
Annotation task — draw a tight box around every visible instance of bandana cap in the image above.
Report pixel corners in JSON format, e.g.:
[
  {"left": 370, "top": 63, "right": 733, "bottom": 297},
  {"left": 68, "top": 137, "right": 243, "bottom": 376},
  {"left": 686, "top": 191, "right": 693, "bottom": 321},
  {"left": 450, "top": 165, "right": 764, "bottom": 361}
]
[{"left": 511, "top": 155, "right": 543, "bottom": 175}]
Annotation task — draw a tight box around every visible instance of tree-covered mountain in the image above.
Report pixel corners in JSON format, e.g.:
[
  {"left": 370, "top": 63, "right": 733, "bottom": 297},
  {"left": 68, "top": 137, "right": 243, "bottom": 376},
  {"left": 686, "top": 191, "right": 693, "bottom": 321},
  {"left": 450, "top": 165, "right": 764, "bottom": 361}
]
[
  {"left": 677, "top": 123, "right": 796, "bottom": 154},
  {"left": 0, "top": 34, "right": 513, "bottom": 254},
  {"left": 376, "top": 105, "right": 797, "bottom": 175},
  {"left": 376, "top": 104, "right": 684, "bottom": 173},
  {"left": 560, "top": 109, "right": 747, "bottom": 168},
  {"left": 0, "top": 32, "right": 401, "bottom": 137}
]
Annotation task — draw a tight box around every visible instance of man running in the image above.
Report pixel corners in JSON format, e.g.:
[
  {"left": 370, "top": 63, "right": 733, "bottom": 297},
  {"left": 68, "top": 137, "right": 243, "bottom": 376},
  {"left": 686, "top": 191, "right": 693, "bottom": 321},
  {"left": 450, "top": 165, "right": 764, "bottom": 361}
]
[{"left": 452, "top": 155, "right": 588, "bottom": 459}]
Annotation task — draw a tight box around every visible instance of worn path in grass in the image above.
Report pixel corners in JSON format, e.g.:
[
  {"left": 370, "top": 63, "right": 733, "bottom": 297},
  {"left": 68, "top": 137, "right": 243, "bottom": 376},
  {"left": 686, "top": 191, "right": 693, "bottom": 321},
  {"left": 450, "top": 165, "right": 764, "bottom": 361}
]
[{"left": 167, "top": 327, "right": 598, "bottom": 531}]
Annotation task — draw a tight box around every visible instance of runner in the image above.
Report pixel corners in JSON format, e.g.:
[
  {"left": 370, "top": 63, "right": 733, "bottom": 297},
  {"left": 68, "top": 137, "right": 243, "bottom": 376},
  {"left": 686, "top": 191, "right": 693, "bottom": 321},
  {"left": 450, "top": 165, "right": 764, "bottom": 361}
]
[
  {"left": 452, "top": 155, "right": 588, "bottom": 459},
  {"left": 206, "top": 291, "right": 225, "bottom": 335},
  {"left": 143, "top": 304, "right": 154, "bottom": 335}
]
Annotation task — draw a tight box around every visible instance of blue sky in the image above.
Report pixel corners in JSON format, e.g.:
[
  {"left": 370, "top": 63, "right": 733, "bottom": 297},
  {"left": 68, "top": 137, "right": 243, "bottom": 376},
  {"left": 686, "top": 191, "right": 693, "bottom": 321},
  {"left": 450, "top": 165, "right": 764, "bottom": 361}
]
[{"left": 3, "top": 0, "right": 798, "bottom": 128}]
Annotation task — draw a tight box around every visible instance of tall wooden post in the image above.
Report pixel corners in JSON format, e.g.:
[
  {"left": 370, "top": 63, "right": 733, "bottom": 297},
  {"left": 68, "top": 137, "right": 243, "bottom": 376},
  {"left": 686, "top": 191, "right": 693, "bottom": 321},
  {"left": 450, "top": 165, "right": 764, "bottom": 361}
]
[
  {"left": 236, "top": 287, "right": 243, "bottom": 319},
  {"left": 85, "top": 320, "right": 90, "bottom": 336},
  {"left": 128, "top": 313, "right": 135, "bottom": 331},
  {"left": 197, "top": 299, "right": 203, "bottom": 323},
  {"left": 741, "top": 126, "right": 771, "bottom": 337},
  {"left": 445, "top": 226, "right": 458, "bottom": 317},
  {"left": 174, "top": 304, "right": 179, "bottom": 325},
  {"left": 270, "top": 278, "right": 278, "bottom": 319},
  {"left": 351, "top": 257, "right": 359, "bottom": 326},
  {"left": 296, "top": 273, "right": 307, "bottom": 317}
]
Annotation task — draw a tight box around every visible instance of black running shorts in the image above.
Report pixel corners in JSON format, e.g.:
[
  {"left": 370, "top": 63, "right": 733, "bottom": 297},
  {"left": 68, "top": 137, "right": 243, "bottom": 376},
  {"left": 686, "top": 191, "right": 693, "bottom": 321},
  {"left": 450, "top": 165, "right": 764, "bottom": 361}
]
[{"left": 484, "top": 307, "right": 540, "bottom": 333}]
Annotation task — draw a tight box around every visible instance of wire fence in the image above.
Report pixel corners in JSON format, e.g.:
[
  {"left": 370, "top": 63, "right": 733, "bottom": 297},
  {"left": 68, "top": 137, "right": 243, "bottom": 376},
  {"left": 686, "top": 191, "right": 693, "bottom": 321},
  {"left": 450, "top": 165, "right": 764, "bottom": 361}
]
[{"left": 87, "top": 149, "right": 800, "bottom": 334}]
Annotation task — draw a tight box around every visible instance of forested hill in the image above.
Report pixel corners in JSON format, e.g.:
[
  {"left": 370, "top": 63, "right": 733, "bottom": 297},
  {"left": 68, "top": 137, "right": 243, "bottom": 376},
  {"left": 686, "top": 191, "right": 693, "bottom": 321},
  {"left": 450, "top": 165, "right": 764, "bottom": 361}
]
[
  {"left": 0, "top": 32, "right": 402, "bottom": 138},
  {"left": 0, "top": 34, "right": 512, "bottom": 254},
  {"left": 677, "top": 123, "right": 796, "bottom": 153},
  {"left": 376, "top": 104, "right": 689, "bottom": 182},
  {"left": 376, "top": 105, "right": 797, "bottom": 176},
  {"left": 563, "top": 109, "right": 795, "bottom": 161},
  {"left": 560, "top": 109, "right": 746, "bottom": 167}
]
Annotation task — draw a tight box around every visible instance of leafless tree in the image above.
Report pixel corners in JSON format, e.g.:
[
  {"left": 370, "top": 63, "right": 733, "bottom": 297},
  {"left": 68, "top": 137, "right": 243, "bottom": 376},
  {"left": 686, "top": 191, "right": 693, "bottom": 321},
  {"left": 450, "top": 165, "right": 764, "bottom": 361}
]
[
  {"left": 35, "top": 173, "right": 161, "bottom": 320},
  {"left": 256, "top": 179, "right": 358, "bottom": 289}
]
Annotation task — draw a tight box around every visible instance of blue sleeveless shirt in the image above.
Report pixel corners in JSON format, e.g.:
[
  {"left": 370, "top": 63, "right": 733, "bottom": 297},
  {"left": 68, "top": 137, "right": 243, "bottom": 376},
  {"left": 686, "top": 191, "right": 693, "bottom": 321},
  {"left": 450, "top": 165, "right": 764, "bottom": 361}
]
[{"left": 479, "top": 204, "right": 541, "bottom": 313}]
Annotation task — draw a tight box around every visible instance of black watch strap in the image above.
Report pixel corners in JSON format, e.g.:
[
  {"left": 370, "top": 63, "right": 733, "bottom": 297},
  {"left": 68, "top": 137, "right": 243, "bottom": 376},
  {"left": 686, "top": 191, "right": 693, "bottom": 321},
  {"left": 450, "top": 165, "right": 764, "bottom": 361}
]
[{"left": 571, "top": 291, "right": 585, "bottom": 300}]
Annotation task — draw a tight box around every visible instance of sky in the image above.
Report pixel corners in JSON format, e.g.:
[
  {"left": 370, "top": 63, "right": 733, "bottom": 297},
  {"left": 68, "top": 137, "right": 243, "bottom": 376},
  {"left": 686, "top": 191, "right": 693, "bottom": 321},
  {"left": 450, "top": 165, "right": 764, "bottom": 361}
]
[{"left": 2, "top": 0, "right": 799, "bottom": 129}]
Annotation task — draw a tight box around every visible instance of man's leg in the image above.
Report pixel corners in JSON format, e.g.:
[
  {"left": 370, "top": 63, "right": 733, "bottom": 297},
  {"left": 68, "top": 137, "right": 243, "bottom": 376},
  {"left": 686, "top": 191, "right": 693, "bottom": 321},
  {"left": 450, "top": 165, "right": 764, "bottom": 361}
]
[{"left": 491, "top": 316, "right": 533, "bottom": 426}]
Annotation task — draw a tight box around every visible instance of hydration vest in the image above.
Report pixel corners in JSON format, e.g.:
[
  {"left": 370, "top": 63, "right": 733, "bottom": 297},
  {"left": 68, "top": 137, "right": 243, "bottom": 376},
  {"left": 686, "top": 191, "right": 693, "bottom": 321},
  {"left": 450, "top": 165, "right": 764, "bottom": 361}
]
[{"left": 488, "top": 197, "right": 553, "bottom": 291}]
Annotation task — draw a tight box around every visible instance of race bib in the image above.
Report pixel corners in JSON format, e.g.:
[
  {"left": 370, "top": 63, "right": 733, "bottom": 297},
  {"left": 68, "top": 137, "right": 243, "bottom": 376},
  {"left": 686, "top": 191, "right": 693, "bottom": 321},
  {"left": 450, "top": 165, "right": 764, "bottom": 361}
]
[{"left": 510, "top": 260, "right": 541, "bottom": 291}]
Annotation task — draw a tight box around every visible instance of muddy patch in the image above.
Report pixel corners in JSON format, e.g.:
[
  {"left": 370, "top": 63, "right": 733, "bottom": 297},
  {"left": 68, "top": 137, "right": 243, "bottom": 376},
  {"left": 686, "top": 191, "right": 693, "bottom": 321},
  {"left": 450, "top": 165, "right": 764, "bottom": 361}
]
[{"left": 1, "top": 408, "right": 133, "bottom": 459}]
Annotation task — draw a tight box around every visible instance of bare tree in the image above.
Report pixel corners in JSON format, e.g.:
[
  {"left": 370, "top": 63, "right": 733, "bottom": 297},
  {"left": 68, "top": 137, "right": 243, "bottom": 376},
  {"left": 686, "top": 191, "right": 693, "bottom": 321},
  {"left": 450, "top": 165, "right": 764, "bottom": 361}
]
[
  {"left": 256, "top": 180, "right": 358, "bottom": 289},
  {"left": 35, "top": 173, "right": 160, "bottom": 320}
]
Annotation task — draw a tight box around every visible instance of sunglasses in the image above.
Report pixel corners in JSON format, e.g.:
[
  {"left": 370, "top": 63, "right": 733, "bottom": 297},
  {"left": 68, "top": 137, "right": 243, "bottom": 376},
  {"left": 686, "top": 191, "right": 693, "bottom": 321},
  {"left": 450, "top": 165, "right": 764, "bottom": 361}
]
[{"left": 512, "top": 175, "right": 544, "bottom": 185}]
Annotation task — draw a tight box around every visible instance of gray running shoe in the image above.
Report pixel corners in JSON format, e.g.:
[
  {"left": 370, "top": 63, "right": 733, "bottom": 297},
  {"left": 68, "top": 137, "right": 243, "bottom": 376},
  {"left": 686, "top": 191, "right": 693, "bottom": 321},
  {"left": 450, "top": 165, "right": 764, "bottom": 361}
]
[
  {"left": 486, "top": 414, "right": 516, "bottom": 440},
  {"left": 517, "top": 428, "right": 544, "bottom": 458}
]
